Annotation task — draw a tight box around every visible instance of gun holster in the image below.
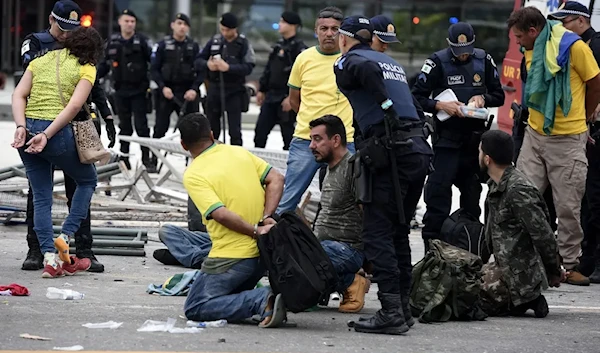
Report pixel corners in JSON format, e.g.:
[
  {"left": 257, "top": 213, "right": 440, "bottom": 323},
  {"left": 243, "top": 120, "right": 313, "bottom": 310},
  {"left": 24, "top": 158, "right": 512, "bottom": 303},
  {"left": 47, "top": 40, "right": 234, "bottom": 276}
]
[
  {"left": 349, "top": 151, "right": 372, "bottom": 204},
  {"left": 357, "top": 137, "right": 389, "bottom": 172}
]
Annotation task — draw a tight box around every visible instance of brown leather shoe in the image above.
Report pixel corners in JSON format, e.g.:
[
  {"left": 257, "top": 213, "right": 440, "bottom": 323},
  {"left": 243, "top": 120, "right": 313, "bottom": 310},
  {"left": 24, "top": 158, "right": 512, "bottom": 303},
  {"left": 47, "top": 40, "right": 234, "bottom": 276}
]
[
  {"left": 339, "top": 274, "right": 368, "bottom": 313},
  {"left": 566, "top": 270, "right": 591, "bottom": 286}
]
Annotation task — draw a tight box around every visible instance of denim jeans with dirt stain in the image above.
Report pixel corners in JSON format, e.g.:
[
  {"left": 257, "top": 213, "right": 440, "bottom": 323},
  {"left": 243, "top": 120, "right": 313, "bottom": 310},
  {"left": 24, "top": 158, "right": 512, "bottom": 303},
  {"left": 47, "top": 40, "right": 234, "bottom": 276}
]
[{"left": 18, "top": 118, "right": 97, "bottom": 254}]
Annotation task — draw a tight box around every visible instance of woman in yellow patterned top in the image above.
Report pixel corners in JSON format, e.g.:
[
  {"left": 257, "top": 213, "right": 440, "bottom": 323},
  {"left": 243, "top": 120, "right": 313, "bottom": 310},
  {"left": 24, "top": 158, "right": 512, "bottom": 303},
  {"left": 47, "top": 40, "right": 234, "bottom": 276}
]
[{"left": 11, "top": 27, "right": 104, "bottom": 278}]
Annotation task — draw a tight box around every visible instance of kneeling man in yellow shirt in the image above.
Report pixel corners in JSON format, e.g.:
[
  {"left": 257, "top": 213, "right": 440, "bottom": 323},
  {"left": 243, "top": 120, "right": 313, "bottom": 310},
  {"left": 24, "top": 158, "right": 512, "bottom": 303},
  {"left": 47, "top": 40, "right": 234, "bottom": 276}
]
[{"left": 180, "top": 113, "right": 287, "bottom": 328}]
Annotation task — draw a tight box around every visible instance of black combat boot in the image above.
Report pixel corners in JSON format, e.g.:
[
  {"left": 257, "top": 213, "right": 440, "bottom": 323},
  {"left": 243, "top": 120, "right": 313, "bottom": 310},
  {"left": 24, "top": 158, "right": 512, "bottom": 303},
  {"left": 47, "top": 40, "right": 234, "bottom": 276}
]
[
  {"left": 22, "top": 233, "right": 44, "bottom": 270},
  {"left": 75, "top": 233, "right": 104, "bottom": 273},
  {"left": 142, "top": 147, "right": 157, "bottom": 173},
  {"left": 589, "top": 252, "right": 600, "bottom": 284},
  {"left": 400, "top": 291, "right": 415, "bottom": 327},
  {"left": 354, "top": 292, "right": 409, "bottom": 335},
  {"left": 511, "top": 294, "right": 549, "bottom": 318},
  {"left": 119, "top": 155, "right": 131, "bottom": 170},
  {"left": 358, "top": 289, "right": 415, "bottom": 328}
]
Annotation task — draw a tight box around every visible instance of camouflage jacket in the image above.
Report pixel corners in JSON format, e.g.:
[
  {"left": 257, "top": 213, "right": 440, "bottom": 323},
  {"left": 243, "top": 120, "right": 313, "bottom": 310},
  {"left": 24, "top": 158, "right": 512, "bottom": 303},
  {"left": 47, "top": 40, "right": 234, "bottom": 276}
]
[{"left": 484, "top": 166, "right": 561, "bottom": 306}]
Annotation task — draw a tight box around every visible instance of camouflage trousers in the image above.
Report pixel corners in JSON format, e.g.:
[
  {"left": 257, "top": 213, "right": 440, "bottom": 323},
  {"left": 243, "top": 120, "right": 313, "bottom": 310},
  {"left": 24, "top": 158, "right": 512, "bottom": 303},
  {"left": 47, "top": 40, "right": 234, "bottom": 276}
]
[{"left": 479, "top": 261, "right": 512, "bottom": 316}]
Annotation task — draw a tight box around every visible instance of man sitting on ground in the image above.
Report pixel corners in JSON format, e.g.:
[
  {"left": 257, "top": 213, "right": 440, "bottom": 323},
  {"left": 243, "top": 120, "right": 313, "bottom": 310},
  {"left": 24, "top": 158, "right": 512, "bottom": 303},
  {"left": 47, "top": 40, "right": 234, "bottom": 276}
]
[
  {"left": 478, "top": 130, "right": 565, "bottom": 317},
  {"left": 179, "top": 113, "right": 288, "bottom": 328},
  {"left": 309, "top": 115, "right": 368, "bottom": 313}
]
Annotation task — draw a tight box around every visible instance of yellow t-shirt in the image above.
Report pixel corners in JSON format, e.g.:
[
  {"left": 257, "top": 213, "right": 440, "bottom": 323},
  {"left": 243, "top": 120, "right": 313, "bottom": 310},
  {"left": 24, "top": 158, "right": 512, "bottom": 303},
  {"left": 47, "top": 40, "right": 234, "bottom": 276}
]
[
  {"left": 525, "top": 40, "right": 600, "bottom": 135},
  {"left": 183, "top": 143, "right": 272, "bottom": 259},
  {"left": 25, "top": 49, "right": 96, "bottom": 121},
  {"left": 288, "top": 46, "right": 354, "bottom": 141}
]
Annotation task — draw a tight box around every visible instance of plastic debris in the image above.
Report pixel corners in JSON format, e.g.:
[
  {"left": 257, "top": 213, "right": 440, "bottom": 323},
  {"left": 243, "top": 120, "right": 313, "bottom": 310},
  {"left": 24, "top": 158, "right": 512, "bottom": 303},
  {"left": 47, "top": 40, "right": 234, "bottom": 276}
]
[
  {"left": 46, "top": 287, "right": 84, "bottom": 300},
  {"left": 52, "top": 345, "right": 83, "bottom": 351},
  {"left": 186, "top": 319, "right": 227, "bottom": 328},
  {"left": 137, "top": 318, "right": 202, "bottom": 333},
  {"left": 82, "top": 321, "right": 123, "bottom": 329},
  {"left": 20, "top": 333, "right": 52, "bottom": 341}
]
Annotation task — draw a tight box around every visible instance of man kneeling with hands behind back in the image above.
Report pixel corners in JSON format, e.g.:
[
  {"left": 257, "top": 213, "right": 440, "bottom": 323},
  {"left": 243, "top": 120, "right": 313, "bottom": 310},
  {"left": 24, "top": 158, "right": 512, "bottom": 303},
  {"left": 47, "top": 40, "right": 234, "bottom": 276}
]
[
  {"left": 479, "top": 130, "right": 565, "bottom": 318},
  {"left": 179, "top": 112, "right": 287, "bottom": 328}
]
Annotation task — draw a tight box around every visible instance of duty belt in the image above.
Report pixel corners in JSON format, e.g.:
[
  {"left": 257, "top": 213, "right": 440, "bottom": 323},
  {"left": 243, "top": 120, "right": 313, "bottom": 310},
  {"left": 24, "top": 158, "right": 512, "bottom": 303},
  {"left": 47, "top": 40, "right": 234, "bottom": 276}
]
[{"left": 383, "top": 127, "right": 425, "bottom": 148}]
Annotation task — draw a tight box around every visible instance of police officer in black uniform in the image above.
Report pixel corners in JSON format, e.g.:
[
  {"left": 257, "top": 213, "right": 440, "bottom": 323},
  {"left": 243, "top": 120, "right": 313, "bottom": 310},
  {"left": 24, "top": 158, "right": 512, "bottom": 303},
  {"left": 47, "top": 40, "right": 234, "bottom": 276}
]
[
  {"left": 550, "top": 1, "right": 600, "bottom": 282},
  {"left": 334, "top": 16, "right": 432, "bottom": 335},
  {"left": 196, "top": 13, "right": 256, "bottom": 146},
  {"left": 412, "top": 22, "right": 504, "bottom": 251},
  {"left": 98, "top": 9, "right": 153, "bottom": 171},
  {"left": 150, "top": 13, "right": 202, "bottom": 169},
  {"left": 254, "top": 11, "right": 306, "bottom": 150},
  {"left": 19, "top": 0, "right": 115, "bottom": 273}
]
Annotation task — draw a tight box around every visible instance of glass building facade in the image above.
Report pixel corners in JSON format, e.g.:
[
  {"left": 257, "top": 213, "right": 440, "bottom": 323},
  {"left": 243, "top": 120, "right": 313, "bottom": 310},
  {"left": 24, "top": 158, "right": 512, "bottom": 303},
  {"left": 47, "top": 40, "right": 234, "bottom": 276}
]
[{"left": 1, "top": 0, "right": 515, "bottom": 80}]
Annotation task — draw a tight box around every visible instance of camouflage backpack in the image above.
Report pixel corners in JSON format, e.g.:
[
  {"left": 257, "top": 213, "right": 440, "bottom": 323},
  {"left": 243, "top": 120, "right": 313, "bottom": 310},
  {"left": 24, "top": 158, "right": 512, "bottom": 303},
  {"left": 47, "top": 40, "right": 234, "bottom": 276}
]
[{"left": 409, "top": 239, "right": 488, "bottom": 323}]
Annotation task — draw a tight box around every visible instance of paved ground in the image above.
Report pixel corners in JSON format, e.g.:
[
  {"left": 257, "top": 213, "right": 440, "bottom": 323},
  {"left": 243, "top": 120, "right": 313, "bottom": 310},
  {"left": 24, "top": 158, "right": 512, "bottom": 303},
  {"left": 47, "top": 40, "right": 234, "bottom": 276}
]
[{"left": 1, "top": 226, "right": 600, "bottom": 353}]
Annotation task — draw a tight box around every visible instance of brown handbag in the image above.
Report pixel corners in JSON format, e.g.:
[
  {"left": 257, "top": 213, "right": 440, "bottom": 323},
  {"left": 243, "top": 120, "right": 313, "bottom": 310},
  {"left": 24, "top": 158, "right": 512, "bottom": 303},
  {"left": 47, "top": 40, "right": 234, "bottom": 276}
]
[{"left": 55, "top": 50, "right": 110, "bottom": 165}]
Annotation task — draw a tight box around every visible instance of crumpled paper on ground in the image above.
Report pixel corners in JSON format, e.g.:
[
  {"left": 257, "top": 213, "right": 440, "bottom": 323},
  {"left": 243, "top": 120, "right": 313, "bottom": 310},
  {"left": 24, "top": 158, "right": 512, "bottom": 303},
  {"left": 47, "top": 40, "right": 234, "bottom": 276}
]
[{"left": 137, "top": 317, "right": 202, "bottom": 333}]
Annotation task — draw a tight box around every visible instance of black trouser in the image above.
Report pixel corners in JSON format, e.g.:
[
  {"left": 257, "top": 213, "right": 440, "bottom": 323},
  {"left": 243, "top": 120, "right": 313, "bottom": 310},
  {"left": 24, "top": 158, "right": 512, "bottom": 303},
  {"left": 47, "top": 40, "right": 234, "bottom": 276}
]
[
  {"left": 254, "top": 98, "right": 295, "bottom": 150},
  {"left": 114, "top": 91, "right": 150, "bottom": 157},
  {"left": 582, "top": 142, "right": 600, "bottom": 260},
  {"left": 363, "top": 152, "right": 430, "bottom": 295},
  {"left": 422, "top": 139, "right": 482, "bottom": 243},
  {"left": 513, "top": 125, "right": 558, "bottom": 232},
  {"left": 153, "top": 87, "right": 200, "bottom": 139},
  {"left": 205, "top": 90, "right": 243, "bottom": 146},
  {"left": 26, "top": 172, "right": 92, "bottom": 243}
]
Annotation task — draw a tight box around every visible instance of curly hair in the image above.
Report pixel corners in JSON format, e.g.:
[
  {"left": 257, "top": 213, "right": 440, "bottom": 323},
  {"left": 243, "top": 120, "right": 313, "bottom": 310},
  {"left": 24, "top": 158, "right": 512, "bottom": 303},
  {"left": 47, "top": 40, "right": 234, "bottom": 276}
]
[{"left": 62, "top": 27, "right": 104, "bottom": 66}]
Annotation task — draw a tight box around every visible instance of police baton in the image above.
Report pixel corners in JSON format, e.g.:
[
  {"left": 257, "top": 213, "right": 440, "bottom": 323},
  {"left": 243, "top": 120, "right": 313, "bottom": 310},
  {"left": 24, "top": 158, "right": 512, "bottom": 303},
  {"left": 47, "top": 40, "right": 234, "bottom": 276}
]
[
  {"left": 218, "top": 72, "right": 228, "bottom": 144},
  {"left": 485, "top": 114, "right": 495, "bottom": 131},
  {"left": 171, "top": 97, "right": 189, "bottom": 133},
  {"left": 156, "top": 97, "right": 190, "bottom": 173},
  {"left": 383, "top": 112, "right": 412, "bottom": 226}
]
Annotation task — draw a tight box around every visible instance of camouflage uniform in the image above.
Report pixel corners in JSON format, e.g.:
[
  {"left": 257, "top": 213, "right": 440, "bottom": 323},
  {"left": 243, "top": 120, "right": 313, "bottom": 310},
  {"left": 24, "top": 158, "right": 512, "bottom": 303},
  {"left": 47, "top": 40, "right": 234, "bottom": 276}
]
[{"left": 480, "top": 166, "right": 561, "bottom": 316}]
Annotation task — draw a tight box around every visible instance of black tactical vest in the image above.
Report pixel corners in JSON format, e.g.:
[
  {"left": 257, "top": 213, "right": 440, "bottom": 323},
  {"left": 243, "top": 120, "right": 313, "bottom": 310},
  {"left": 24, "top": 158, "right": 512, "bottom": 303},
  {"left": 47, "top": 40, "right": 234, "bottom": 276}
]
[
  {"left": 432, "top": 48, "right": 487, "bottom": 104},
  {"left": 267, "top": 38, "right": 299, "bottom": 92},
  {"left": 161, "top": 36, "right": 196, "bottom": 84},
  {"left": 207, "top": 34, "right": 247, "bottom": 86},
  {"left": 106, "top": 33, "right": 148, "bottom": 83}
]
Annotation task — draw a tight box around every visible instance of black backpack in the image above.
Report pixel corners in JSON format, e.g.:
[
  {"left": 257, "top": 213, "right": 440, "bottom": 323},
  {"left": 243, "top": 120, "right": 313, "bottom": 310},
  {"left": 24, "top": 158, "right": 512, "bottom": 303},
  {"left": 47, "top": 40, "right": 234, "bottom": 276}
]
[
  {"left": 257, "top": 211, "right": 338, "bottom": 313},
  {"left": 440, "top": 208, "right": 490, "bottom": 263}
]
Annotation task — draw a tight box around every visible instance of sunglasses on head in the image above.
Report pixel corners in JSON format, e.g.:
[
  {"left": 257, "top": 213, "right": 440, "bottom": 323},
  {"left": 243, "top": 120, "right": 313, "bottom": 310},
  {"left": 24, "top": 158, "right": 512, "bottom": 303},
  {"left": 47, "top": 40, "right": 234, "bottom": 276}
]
[{"left": 318, "top": 10, "right": 343, "bottom": 20}]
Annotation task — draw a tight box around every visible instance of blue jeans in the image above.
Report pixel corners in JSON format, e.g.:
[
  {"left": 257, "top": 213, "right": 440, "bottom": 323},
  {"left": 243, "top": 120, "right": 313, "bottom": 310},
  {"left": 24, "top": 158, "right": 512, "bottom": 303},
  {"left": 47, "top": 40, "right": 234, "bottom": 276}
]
[
  {"left": 277, "top": 138, "right": 355, "bottom": 214},
  {"left": 159, "top": 224, "right": 212, "bottom": 268},
  {"left": 321, "top": 240, "right": 364, "bottom": 293},
  {"left": 184, "top": 258, "right": 271, "bottom": 322},
  {"left": 18, "top": 118, "right": 97, "bottom": 254}
]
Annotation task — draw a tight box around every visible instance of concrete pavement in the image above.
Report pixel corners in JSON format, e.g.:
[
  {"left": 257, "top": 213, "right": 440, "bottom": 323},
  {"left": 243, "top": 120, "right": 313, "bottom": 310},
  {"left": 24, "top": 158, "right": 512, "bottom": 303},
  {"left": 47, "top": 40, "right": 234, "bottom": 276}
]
[{"left": 1, "top": 226, "right": 599, "bottom": 353}]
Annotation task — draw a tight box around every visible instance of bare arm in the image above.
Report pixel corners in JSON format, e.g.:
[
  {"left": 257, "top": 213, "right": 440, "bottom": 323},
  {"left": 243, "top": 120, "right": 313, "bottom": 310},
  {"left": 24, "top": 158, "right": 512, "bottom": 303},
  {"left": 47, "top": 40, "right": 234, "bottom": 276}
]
[
  {"left": 209, "top": 167, "right": 283, "bottom": 237},
  {"left": 211, "top": 207, "right": 256, "bottom": 237},
  {"left": 12, "top": 70, "right": 32, "bottom": 127},
  {"left": 289, "top": 87, "right": 301, "bottom": 113},
  {"left": 586, "top": 74, "right": 600, "bottom": 121},
  {"left": 44, "top": 79, "right": 93, "bottom": 139},
  {"left": 262, "top": 168, "right": 284, "bottom": 217}
]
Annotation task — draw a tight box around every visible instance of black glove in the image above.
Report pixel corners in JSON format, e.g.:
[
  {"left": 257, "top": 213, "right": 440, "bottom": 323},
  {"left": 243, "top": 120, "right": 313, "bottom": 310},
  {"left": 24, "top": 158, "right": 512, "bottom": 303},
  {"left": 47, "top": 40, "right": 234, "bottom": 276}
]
[
  {"left": 383, "top": 106, "right": 403, "bottom": 132},
  {"left": 105, "top": 119, "right": 116, "bottom": 148}
]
